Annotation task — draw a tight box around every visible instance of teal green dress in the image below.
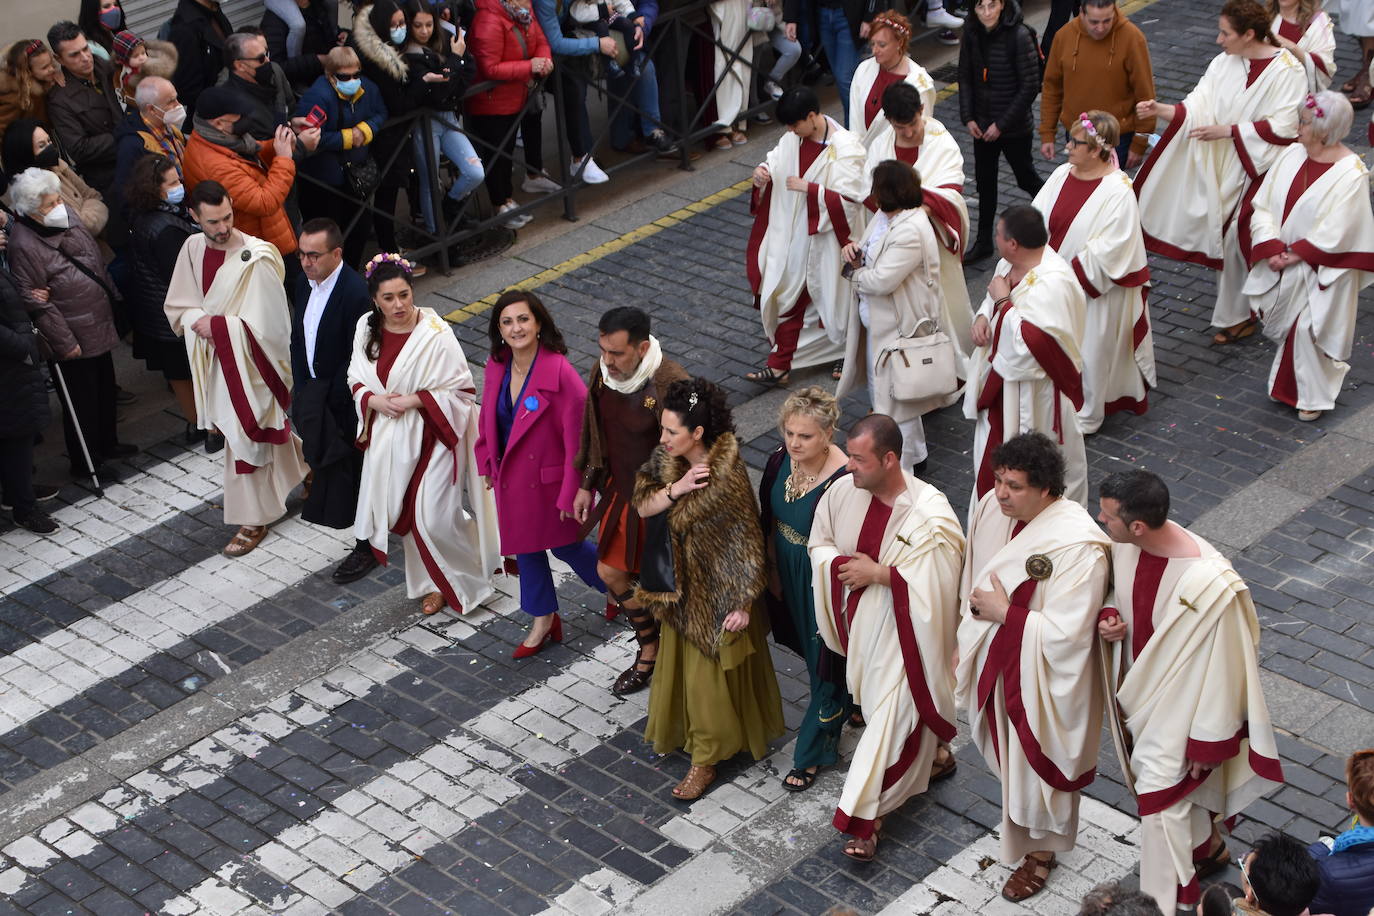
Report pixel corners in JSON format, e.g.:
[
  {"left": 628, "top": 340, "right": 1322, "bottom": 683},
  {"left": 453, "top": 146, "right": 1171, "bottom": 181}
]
[{"left": 769, "top": 455, "right": 852, "bottom": 770}]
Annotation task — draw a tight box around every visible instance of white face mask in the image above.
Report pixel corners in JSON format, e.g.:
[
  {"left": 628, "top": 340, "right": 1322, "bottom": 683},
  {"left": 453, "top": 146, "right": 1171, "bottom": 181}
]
[
  {"left": 42, "top": 203, "right": 70, "bottom": 229},
  {"left": 160, "top": 103, "right": 187, "bottom": 131}
]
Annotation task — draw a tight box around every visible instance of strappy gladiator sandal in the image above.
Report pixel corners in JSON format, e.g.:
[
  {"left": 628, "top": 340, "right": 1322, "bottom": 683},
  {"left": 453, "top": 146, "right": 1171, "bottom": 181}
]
[
  {"left": 1002, "top": 852, "right": 1057, "bottom": 901},
  {"left": 612, "top": 606, "right": 659, "bottom": 697},
  {"left": 672, "top": 764, "right": 716, "bottom": 800}
]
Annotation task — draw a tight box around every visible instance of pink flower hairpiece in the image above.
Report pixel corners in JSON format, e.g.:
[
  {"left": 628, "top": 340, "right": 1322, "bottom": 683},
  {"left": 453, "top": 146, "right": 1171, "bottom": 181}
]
[
  {"left": 363, "top": 251, "right": 414, "bottom": 279},
  {"left": 1078, "top": 112, "right": 1108, "bottom": 150},
  {"left": 872, "top": 13, "right": 911, "bottom": 37},
  {"left": 1305, "top": 93, "right": 1325, "bottom": 119}
]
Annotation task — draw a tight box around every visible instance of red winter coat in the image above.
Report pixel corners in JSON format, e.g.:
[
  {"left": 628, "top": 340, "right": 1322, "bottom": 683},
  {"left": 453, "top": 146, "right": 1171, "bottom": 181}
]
[{"left": 467, "top": 0, "right": 551, "bottom": 117}]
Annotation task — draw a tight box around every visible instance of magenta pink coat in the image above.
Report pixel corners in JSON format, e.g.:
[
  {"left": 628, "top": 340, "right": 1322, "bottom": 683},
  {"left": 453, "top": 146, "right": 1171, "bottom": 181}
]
[{"left": 474, "top": 346, "right": 588, "bottom": 555}]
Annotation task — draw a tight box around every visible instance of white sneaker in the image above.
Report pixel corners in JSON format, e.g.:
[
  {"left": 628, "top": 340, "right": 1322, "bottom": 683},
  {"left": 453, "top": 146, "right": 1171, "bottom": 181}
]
[
  {"left": 764, "top": 79, "right": 784, "bottom": 100},
  {"left": 574, "top": 156, "right": 610, "bottom": 184},
  {"left": 522, "top": 174, "right": 561, "bottom": 194},
  {"left": 497, "top": 200, "right": 532, "bottom": 229},
  {"left": 926, "top": 7, "right": 965, "bottom": 28}
]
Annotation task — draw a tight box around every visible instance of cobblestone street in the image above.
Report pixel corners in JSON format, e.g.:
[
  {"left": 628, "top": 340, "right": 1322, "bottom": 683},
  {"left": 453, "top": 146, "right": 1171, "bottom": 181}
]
[{"left": 3, "top": 0, "right": 1374, "bottom": 912}]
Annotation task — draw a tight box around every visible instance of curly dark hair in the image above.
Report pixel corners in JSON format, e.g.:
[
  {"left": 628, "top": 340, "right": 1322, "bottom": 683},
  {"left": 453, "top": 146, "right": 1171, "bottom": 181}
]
[
  {"left": 992, "top": 431, "right": 1066, "bottom": 497},
  {"left": 663, "top": 378, "right": 733, "bottom": 447},
  {"left": 486, "top": 289, "right": 568, "bottom": 359},
  {"left": 125, "top": 154, "right": 177, "bottom": 213},
  {"left": 364, "top": 262, "right": 413, "bottom": 361}
]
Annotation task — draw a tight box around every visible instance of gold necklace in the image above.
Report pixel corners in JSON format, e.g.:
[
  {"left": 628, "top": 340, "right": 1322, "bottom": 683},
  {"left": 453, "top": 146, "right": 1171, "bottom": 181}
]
[{"left": 783, "top": 463, "right": 819, "bottom": 503}]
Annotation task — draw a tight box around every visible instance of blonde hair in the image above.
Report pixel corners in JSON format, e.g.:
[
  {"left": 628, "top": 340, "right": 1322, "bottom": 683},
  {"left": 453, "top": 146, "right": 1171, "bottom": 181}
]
[
  {"left": 779, "top": 386, "right": 840, "bottom": 434},
  {"left": 1265, "top": 0, "right": 1318, "bottom": 30},
  {"left": 325, "top": 46, "right": 361, "bottom": 75}
]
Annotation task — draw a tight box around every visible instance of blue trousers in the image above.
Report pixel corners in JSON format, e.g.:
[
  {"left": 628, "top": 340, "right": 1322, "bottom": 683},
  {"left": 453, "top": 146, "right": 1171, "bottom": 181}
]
[
  {"left": 817, "top": 6, "right": 860, "bottom": 123},
  {"left": 609, "top": 60, "right": 666, "bottom": 149},
  {"left": 516, "top": 540, "right": 605, "bottom": 617}
]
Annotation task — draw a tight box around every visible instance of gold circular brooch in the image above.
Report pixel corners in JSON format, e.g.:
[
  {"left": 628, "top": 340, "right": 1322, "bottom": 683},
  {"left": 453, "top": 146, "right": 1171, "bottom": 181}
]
[{"left": 1025, "top": 554, "right": 1053, "bottom": 581}]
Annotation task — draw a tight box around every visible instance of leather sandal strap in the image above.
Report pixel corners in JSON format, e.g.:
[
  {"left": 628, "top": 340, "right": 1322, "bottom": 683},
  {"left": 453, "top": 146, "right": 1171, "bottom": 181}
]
[{"left": 623, "top": 608, "right": 661, "bottom": 645}]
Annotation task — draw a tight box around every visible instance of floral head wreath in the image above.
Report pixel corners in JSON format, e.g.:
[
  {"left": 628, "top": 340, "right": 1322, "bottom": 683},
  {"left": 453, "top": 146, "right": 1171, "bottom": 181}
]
[
  {"left": 1077, "top": 111, "right": 1119, "bottom": 167},
  {"left": 363, "top": 251, "right": 414, "bottom": 279},
  {"left": 871, "top": 12, "right": 911, "bottom": 39},
  {"left": 1304, "top": 93, "right": 1326, "bottom": 120},
  {"left": 1077, "top": 112, "right": 1109, "bottom": 150}
]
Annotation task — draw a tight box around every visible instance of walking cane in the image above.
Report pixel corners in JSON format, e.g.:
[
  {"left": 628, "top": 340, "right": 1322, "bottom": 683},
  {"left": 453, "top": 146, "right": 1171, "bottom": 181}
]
[{"left": 44, "top": 348, "right": 104, "bottom": 502}]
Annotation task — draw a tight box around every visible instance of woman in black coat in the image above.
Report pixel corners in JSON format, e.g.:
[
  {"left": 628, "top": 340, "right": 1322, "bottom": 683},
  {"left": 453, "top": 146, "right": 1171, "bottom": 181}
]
[
  {"left": 0, "top": 213, "right": 57, "bottom": 533},
  {"left": 958, "top": 0, "right": 1044, "bottom": 262},
  {"left": 124, "top": 154, "right": 200, "bottom": 442}
]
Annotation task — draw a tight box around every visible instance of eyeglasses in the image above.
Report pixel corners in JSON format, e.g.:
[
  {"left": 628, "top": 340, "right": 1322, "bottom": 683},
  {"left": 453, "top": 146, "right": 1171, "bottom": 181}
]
[
  {"left": 333, "top": 71, "right": 360, "bottom": 80},
  {"left": 1064, "top": 134, "right": 1091, "bottom": 148},
  {"left": 297, "top": 250, "right": 329, "bottom": 261},
  {"left": 241, "top": 52, "right": 270, "bottom": 63}
]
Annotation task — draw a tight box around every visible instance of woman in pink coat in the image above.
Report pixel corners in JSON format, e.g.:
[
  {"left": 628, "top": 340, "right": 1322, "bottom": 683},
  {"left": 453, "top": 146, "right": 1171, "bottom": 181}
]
[{"left": 475, "top": 289, "right": 606, "bottom": 657}]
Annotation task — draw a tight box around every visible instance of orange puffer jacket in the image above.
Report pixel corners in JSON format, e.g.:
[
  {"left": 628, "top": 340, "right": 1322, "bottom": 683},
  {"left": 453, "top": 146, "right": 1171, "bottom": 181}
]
[{"left": 183, "top": 130, "right": 298, "bottom": 256}]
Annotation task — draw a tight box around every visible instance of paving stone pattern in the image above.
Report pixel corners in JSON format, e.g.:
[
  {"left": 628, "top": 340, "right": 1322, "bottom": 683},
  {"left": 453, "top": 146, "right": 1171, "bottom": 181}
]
[{"left": 1, "top": 0, "right": 1373, "bottom": 911}]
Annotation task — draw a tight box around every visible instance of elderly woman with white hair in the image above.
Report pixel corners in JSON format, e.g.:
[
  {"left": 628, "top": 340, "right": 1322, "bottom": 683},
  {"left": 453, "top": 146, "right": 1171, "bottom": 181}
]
[
  {"left": 1240, "top": 89, "right": 1374, "bottom": 421},
  {"left": 5, "top": 167, "right": 133, "bottom": 479}
]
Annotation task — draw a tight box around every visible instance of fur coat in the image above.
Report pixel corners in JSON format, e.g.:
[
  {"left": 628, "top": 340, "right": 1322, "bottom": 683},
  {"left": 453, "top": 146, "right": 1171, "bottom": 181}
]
[{"left": 633, "top": 432, "right": 767, "bottom": 660}]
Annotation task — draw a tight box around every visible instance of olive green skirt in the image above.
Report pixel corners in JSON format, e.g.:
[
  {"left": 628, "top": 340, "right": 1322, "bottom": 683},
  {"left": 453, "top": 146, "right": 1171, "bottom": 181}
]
[{"left": 644, "top": 607, "right": 786, "bottom": 766}]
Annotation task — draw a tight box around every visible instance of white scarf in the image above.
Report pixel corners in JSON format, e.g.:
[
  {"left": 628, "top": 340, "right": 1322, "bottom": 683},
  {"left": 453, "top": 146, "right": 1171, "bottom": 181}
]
[{"left": 599, "top": 334, "right": 663, "bottom": 394}]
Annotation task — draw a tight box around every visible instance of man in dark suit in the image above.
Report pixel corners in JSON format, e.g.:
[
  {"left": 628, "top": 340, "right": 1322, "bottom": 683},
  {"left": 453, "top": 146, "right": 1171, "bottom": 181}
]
[{"left": 290, "top": 217, "right": 375, "bottom": 584}]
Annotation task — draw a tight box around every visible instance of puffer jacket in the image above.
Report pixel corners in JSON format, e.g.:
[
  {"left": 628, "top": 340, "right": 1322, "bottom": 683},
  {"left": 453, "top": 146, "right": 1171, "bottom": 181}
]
[
  {"left": 469, "top": 0, "right": 551, "bottom": 117},
  {"left": 350, "top": 9, "right": 422, "bottom": 184},
  {"left": 167, "top": 0, "right": 235, "bottom": 117},
  {"left": 1309, "top": 834, "right": 1374, "bottom": 916},
  {"left": 6, "top": 212, "right": 118, "bottom": 361},
  {"left": 126, "top": 202, "right": 197, "bottom": 346},
  {"left": 0, "top": 266, "right": 50, "bottom": 440},
  {"left": 957, "top": 0, "right": 1041, "bottom": 137},
  {"left": 182, "top": 130, "right": 298, "bottom": 255},
  {"left": 294, "top": 76, "right": 388, "bottom": 187}
]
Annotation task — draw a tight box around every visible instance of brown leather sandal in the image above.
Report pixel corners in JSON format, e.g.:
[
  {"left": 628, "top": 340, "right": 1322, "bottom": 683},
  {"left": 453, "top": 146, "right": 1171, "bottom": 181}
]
[
  {"left": 1002, "top": 852, "right": 1057, "bottom": 901},
  {"left": 1211, "top": 318, "right": 1258, "bottom": 345},
  {"left": 672, "top": 764, "right": 716, "bottom": 800},
  {"left": 1193, "top": 835, "right": 1232, "bottom": 880},
  {"left": 842, "top": 818, "right": 882, "bottom": 862},
  {"left": 223, "top": 525, "right": 267, "bottom": 558},
  {"left": 421, "top": 592, "right": 445, "bottom": 616},
  {"left": 929, "top": 744, "right": 958, "bottom": 783}
]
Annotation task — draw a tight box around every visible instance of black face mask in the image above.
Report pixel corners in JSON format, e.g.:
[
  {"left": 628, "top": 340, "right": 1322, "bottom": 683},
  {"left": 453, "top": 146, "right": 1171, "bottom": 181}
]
[
  {"left": 34, "top": 145, "right": 60, "bottom": 168},
  {"left": 254, "top": 63, "right": 274, "bottom": 86},
  {"left": 231, "top": 118, "right": 254, "bottom": 136}
]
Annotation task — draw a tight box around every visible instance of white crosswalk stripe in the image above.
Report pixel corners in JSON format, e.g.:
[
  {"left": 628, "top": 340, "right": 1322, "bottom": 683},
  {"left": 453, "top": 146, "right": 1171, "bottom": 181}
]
[
  {"left": 0, "top": 516, "right": 353, "bottom": 735},
  {"left": 0, "top": 448, "right": 224, "bottom": 599}
]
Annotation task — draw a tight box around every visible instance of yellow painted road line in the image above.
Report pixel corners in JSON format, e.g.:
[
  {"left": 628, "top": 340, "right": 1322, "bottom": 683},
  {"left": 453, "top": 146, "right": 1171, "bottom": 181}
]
[
  {"left": 443, "top": 179, "right": 754, "bottom": 322},
  {"left": 443, "top": 0, "right": 1166, "bottom": 324}
]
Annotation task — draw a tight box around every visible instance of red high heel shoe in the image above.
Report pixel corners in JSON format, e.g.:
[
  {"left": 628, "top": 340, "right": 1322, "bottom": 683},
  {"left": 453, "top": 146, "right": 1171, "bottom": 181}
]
[
  {"left": 512, "top": 613, "right": 563, "bottom": 659},
  {"left": 605, "top": 599, "right": 620, "bottom": 621}
]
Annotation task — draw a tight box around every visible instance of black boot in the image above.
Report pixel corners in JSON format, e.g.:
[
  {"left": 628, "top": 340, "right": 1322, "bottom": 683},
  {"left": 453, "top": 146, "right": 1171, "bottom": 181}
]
[{"left": 964, "top": 236, "right": 994, "bottom": 264}]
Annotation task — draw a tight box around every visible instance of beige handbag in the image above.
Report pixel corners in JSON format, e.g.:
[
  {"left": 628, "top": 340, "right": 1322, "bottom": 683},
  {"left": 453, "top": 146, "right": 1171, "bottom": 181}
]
[{"left": 876, "top": 316, "right": 959, "bottom": 404}]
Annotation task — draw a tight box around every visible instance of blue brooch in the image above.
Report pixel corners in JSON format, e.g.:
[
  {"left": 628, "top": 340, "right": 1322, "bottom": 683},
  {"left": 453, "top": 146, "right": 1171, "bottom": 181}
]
[{"left": 524, "top": 395, "right": 540, "bottom": 411}]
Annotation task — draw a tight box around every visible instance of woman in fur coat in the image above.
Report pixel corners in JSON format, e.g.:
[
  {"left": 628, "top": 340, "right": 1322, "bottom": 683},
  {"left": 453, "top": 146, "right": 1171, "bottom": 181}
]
[{"left": 634, "top": 378, "right": 785, "bottom": 801}]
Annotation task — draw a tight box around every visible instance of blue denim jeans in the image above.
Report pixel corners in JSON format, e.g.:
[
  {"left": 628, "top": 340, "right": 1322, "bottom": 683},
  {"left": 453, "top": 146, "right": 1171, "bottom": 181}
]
[
  {"left": 412, "top": 113, "right": 486, "bottom": 233},
  {"left": 817, "top": 6, "right": 859, "bottom": 123},
  {"left": 609, "top": 59, "right": 666, "bottom": 148}
]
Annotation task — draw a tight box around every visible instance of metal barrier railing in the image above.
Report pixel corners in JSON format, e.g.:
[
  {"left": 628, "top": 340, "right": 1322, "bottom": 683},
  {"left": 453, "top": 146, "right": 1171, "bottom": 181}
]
[{"left": 295, "top": 0, "right": 788, "bottom": 274}]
